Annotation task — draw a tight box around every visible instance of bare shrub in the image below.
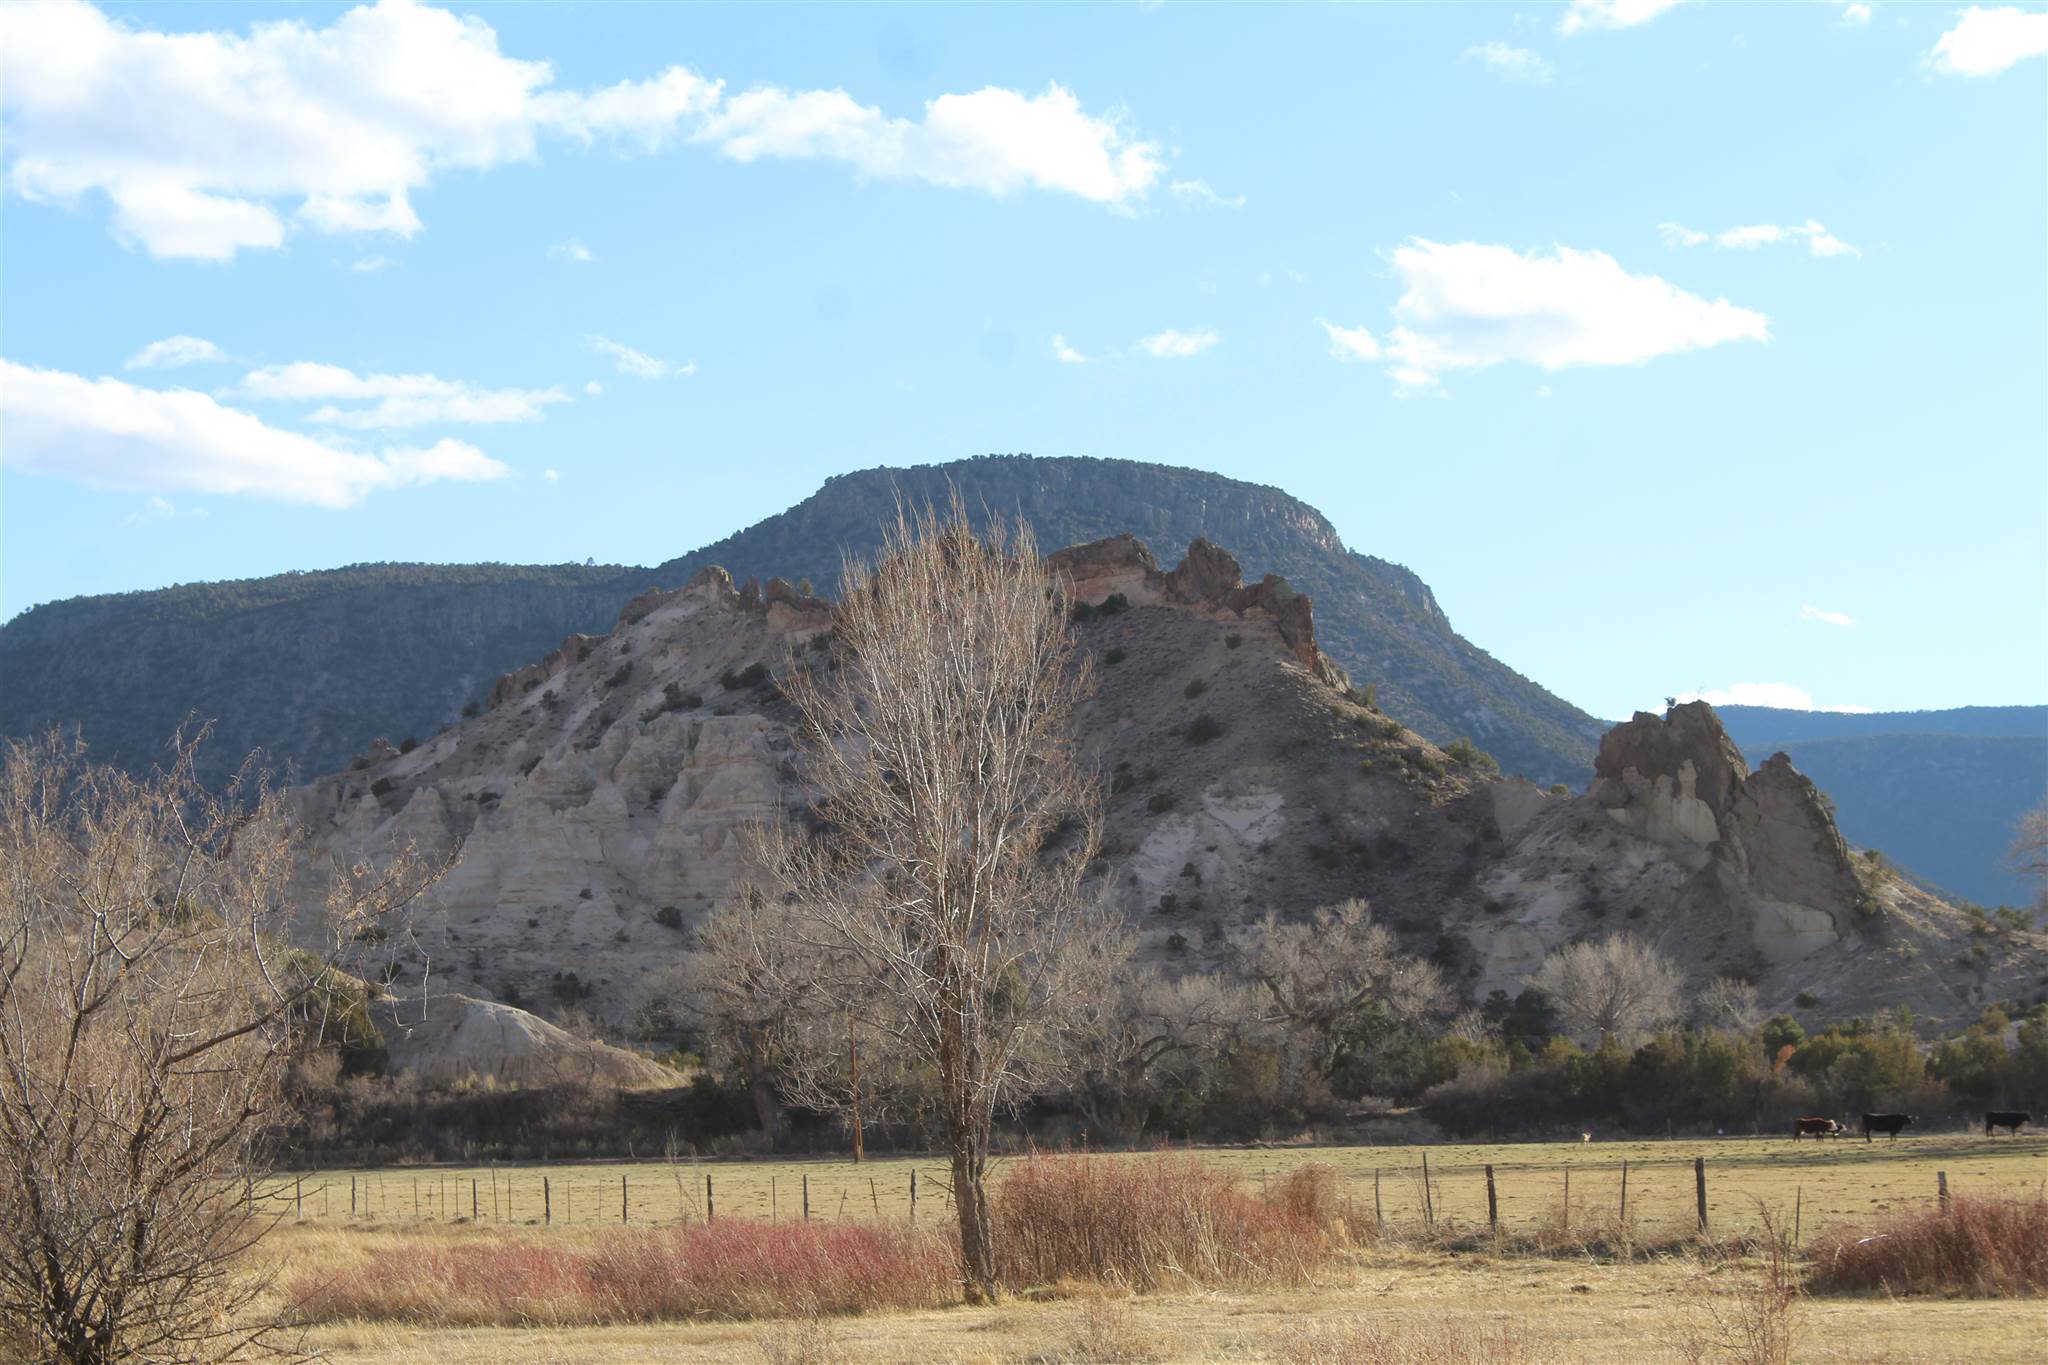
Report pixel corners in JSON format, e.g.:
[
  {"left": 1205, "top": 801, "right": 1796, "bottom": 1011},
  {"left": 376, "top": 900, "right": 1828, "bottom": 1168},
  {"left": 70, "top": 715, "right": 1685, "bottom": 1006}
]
[
  {"left": 1278, "top": 1314, "right": 1553, "bottom": 1365},
  {"left": 991, "top": 1154, "right": 1344, "bottom": 1292},
  {"left": 1676, "top": 1209, "right": 1802, "bottom": 1365},
  {"left": 0, "top": 732, "right": 440, "bottom": 1364},
  {"left": 287, "top": 1219, "right": 956, "bottom": 1325},
  {"left": 752, "top": 1310, "right": 853, "bottom": 1365},
  {"left": 1057, "top": 1298, "right": 1162, "bottom": 1363},
  {"left": 1808, "top": 1194, "right": 2048, "bottom": 1297}
]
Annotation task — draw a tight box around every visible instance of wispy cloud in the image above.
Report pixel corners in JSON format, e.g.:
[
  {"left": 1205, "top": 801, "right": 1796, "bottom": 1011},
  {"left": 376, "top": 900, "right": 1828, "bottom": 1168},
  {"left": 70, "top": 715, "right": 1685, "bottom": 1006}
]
[
  {"left": 125, "top": 335, "right": 225, "bottom": 370},
  {"left": 1051, "top": 335, "right": 1093, "bottom": 364},
  {"left": 1662, "top": 219, "right": 1859, "bottom": 258},
  {"left": 351, "top": 256, "right": 392, "bottom": 273},
  {"left": 1, "top": 359, "right": 508, "bottom": 508},
  {"left": 1170, "top": 178, "right": 1246, "bottom": 208},
  {"left": 124, "top": 494, "right": 210, "bottom": 525},
  {"left": 1559, "top": 0, "right": 1691, "bottom": 36},
  {"left": 1798, "top": 604, "right": 1854, "bottom": 627},
  {"left": 1317, "top": 319, "right": 1381, "bottom": 364},
  {"left": 1673, "top": 682, "right": 1872, "bottom": 713},
  {"left": 239, "top": 362, "right": 569, "bottom": 428},
  {"left": 1462, "top": 42, "right": 1554, "bottom": 83},
  {"left": 1837, "top": 3, "right": 1872, "bottom": 26},
  {"left": 1137, "top": 327, "right": 1219, "bottom": 359},
  {"left": 550, "top": 239, "right": 593, "bottom": 262},
  {"left": 1325, "top": 239, "right": 1766, "bottom": 394},
  {"left": 588, "top": 335, "right": 690, "bottom": 379},
  {"left": 543, "top": 467, "right": 561, "bottom": 482},
  {"left": 1929, "top": 5, "right": 2048, "bottom": 76}
]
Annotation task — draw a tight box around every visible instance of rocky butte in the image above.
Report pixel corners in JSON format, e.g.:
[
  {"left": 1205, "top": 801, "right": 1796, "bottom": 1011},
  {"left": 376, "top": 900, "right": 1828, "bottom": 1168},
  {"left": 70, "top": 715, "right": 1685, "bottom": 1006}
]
[{"left": 287, "top": 535, "right": 2048, "bottom": 1076}]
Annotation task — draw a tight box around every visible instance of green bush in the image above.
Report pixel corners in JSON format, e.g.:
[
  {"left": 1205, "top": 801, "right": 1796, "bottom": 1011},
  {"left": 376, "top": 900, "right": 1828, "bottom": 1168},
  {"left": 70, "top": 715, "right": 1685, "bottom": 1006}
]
[
  {"left": 1185, "top": 715, "right": 1223, "bottom": 745},
  {"left": 720, "top": 662, "right": 770, "bottom": 691}
]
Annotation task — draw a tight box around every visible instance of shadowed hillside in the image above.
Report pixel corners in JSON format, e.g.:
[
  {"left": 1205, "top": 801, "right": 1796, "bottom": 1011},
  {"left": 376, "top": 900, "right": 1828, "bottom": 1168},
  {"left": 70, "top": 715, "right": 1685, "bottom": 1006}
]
[{"left": 0, "top": 456, "right": 1602, "bottom": 786}]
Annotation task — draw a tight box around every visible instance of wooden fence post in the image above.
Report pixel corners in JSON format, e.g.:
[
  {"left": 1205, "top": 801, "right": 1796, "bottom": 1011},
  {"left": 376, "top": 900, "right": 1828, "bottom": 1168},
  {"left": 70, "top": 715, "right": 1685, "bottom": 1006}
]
[
  {"left": 1421, "top": 1154, "right": 1435, "bottom": 1228},
  {"left": 1938, "top": 1171, "right": 1949, "bottom": 1209},
  {"left": 1619, "top": 1160, "right": 1629, "bottom": 1225},
  {"left": 1485, "top": 1165, "right": 1498, "bottom": 1232},
  {"left": 909, "top": 1169, "right": 917, "bottom": 1227},
  {"left": 412, "top": 1178, "right": 419, "bottom": 1222},
  {"left": 622, "top": 1175, "right": 629, "bottom": 1224},
  {"left": 1373, "top": 1167, "right": 1383, "bottom": 1228},
  {"left": 350, "top": 1175, "right": 357, "bottom": 1220},
  {"left": 706, "top": 1172, "right": 715, "bottom": 1223},
  {"left": 803, "top": 1173, "right": 811, "bottom": 1222},
  {"left": 870, "top": 1177, "right": 880, "bottom": 1219},
  {"left": 1793, "top": 1186, "right": 1802, "bottom": 1247},
  {"left": 543, "top": 1176, "right": 551, "bottom": 1226},
  {"left": 295, "top": 1177, "right": 303, "bottom": 1223},
  {"left": 1695, "top": 1157, "right": 1708, "bottom": 1234}
]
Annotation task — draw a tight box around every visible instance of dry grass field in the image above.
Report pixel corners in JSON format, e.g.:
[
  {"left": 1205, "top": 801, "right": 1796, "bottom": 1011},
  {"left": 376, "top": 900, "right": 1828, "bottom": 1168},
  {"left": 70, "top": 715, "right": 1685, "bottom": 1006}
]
[
  {"left": 264, "top": 1135, "right": 2048, "bottom": 1364},
  {"left": 273, "top": 1131, "right": 2047, "bottom": 1240}
]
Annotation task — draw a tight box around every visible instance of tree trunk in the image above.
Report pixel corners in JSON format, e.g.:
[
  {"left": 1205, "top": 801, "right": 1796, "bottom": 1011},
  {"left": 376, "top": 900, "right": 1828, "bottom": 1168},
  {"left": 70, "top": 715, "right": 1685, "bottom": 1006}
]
[
  {"left": 745, "top": 1031, "right": 786, "bottom": 1147},
  {"left": 949, "top": 1127, "right": 998, "bottom": 1304}
]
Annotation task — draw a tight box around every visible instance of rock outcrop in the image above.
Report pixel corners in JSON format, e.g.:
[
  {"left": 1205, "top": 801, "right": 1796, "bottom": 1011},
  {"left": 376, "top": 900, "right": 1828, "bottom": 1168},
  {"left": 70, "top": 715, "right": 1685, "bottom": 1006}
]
[{"left": 291, "top": 538, "right": 2045, "bottom": 1073}]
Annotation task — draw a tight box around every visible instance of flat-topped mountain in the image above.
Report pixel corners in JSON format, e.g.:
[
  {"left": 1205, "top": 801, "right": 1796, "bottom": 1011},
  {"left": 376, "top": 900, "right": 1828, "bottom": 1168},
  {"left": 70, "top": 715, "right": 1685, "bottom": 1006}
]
[
  {"left": 289, "top": 534, "right": 2045, "bottom": 1062},
  {"left": 0, "top": 455, "right": 1602, "bottom": 788}
]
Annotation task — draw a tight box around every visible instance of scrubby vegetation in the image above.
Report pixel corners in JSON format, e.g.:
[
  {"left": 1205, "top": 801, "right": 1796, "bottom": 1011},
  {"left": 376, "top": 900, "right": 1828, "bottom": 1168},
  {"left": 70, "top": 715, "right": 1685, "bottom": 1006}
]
[{"left": 1810, "top": 1194, "right": 2048, "bottom": 1296}]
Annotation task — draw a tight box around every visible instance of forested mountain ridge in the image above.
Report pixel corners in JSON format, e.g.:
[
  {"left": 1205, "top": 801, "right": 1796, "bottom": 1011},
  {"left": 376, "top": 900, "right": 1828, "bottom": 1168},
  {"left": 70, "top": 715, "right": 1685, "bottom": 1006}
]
[{"left": 0, "top": 455, "right": 1603, "bottom": 786}]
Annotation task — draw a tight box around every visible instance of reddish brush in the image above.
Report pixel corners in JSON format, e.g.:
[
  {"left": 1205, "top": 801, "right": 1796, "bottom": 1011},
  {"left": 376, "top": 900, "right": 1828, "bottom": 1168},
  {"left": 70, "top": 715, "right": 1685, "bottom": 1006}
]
[
  {"left": 992, "top": 1153, "right": 1345, "bottom": 1291},
  {"left": 1808, "top": 1194, "right": 2048, "bottom": 1297},
  {"left": 287, "top": 1220, "right": 956, "bottom": 1326}
]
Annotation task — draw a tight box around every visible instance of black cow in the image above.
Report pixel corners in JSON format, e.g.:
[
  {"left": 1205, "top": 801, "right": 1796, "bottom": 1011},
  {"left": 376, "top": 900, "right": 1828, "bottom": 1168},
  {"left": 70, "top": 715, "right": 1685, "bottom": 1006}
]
[
  {"left": 1793, "top": 1116, "right": 1843, "bottom": 1140},
  {"left": 1862, "top": 1112, "right": 1914, "bottom": 1141},
  {"left": 1985, "top": 1110, "right": 2032, "bottom": 1136}
]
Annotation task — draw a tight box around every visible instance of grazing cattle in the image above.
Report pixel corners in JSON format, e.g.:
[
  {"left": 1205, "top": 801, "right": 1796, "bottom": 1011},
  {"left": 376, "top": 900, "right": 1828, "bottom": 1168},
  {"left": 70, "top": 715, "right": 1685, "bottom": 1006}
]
[
  {"left": 1985, "top": 1110, "right": 2032, "bottom": 1136},
  {"left": 1862, "top": 1112, "right": 1914, "bottom": 1141},
  {"left": 1793, "top": 1116, "right": 1843, "bottom": 1140}
]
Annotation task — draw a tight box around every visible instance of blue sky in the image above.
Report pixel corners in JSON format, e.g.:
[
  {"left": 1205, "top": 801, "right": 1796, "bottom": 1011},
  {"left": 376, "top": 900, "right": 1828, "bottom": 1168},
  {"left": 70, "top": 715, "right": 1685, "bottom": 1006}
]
[{"left": 2, "top": 0, "right": 2043, "bottom": 721}]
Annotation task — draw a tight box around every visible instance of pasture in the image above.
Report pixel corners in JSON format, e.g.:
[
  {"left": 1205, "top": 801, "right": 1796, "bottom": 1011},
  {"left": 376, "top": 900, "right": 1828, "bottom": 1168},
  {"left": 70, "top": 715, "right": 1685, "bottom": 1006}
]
[
  {"left": 274, "top": 1130, "right": 2048, "bottom": 1241},
  {"left": 265, "top": 1132, "right": 2048, "bottom": 1362}
]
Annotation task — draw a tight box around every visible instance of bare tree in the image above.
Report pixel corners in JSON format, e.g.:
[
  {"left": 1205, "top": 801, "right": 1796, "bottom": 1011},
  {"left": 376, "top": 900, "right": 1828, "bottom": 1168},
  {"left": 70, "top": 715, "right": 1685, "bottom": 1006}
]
[
  {"left": 1070, "top": 966, "right": 1268, "bottom": 1138},
  {"left": 0, "top": 733, "right": 438, "bottom": 1363},
  {"left": 1699, "top": 976, "right": 1764, "bottom": 1036},
  {"left": 2013, "top": 805, "right": 2048, "bottom": 908},
  {"left": 1530, "top": 934, "right": 1684, "bottom": 1048},
  {"left": 1232, "top": 899, "right": 1446, "bottom": 1079},
  {"left": 741, "top": 500, "right": 1126, "bottom": 1303}
]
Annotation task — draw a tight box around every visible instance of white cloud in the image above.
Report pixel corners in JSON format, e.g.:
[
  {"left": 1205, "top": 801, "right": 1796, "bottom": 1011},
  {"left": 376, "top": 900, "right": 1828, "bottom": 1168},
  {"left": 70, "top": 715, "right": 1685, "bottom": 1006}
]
[
  {"left": 550, "top": 239, "right": 593, "bottom": 262},
  {"left": 0, "top": 358, "right": 508, "bottom": 507},
  {"left": 1559, "top": 0, "right": 1691, "bottom": 35},
  {"left": 0, "top": 0, "right": 1167, "bottom": 261},
  {"left": 1051, "top": 334, "right": 1092, "bottom": 364},
  {"left": 125, "top": 335, "right": 223, "bottom": 370},
  {"left": 1341, "top": 239, "right": 1767, "bottom": 393},
  {"left": 543, "top": 467, "right": 561, "bottom": 482},
  {"left": 584, "top": 379, "right": 604, "bottom": 395},
  {"left": 1839, "top": 3, "right": 1873, "bottom": 26},
  {"left": 1462, "top": 42, "right": 1555, "bottom": 83},
  {"left": 1673, "top": 683, "right": 1872, "bottom": 714},
  {"left": 700, "top": 82, "right": 1162, "bottom": 207},
  {"left": 1657, "top": 221, "right": 1710, "bottom": 247},
  {"left": 351, "top": 255, "right": 391, "bottom": 272},
  {"left": 238, "top": 361, "right": 568, "bottom": 428},
  {"left": 1930, "top": 6, "right": 2048, "bottom": 76},
  {"left": 1137, "top": 327, "right": 1218, "bottom": 359},
  {"left": 124, "top": 494, "right": 212, "bottom": 525},
  {"left": 1661, "top": 219, "right": 1860, "bottom": 258},
  {"left": 587, "top": 335, "right": 688, "bottom": 379},
  {"left": 1798, "top": 604, "right": 1854, "bottom": 626},
  {"left": 1170, "top": 178, "right": 1246, "bottom": 208},
  {"left": 1317, "top": 319, "right": 1382, "bottom": 363}
]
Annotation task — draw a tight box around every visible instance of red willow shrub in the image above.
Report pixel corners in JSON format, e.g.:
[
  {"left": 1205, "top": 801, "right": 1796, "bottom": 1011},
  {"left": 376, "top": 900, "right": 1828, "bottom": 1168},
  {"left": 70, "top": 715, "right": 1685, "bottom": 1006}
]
[
  {"left": 992, "top": 1153, "right": 1346, "bottom": 1291},
  {"left": 1808, "top": 1194, "right": 2048, "bottom": 1297},
  {"left": 288, "top": 1220, "right": 956, "bottom": 1326}
]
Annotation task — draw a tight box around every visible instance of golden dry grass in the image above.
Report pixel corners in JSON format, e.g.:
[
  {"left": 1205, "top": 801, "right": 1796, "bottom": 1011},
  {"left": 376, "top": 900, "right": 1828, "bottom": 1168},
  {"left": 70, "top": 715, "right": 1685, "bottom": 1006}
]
[
  {"left": 269, "top": 1131, "right": 2048, "bottom": 1243},
  {"left": 263, "top": 1136, "right": 2048, "bottom": 1364}
]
